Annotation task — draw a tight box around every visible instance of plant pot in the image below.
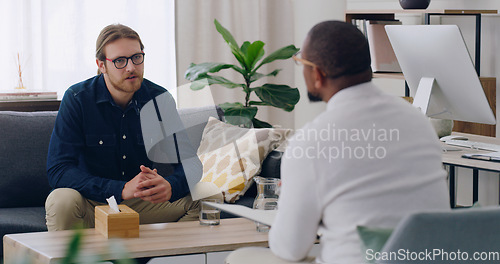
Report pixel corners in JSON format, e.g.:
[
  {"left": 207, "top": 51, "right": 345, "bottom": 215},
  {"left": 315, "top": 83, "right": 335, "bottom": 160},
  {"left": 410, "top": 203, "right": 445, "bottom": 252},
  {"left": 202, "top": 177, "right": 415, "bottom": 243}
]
[
  {"left": 399, "top": 0, "right": 431, "bottom": 9},
  {"left": 430, "top": 118, "right": 453, "bottom": 138}
]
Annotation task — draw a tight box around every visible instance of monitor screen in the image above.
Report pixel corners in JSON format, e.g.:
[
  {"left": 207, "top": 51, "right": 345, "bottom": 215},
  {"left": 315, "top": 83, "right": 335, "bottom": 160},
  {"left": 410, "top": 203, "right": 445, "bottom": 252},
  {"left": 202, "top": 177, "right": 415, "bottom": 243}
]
[{"left": 385, "top": 25, "right": 495, "bottom": 125}]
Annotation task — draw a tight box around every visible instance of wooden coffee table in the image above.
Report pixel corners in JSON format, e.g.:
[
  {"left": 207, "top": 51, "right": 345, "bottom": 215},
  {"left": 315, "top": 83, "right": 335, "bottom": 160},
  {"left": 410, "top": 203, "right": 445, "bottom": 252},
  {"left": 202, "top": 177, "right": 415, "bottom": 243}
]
[{"left": 3, "top": 218, "right": 268, "bottom": 264}]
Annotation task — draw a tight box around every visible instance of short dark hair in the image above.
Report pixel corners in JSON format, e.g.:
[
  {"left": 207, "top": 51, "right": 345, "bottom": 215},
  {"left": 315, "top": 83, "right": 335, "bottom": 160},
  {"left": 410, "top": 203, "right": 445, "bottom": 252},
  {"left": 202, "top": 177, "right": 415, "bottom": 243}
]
[{"left": 305, "top": 20, "right": 371, "bottom": 78}]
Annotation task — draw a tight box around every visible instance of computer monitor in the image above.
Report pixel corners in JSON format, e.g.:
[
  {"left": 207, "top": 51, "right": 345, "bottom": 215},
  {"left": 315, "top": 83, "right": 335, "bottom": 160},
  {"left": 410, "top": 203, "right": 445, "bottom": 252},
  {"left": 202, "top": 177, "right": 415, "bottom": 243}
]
[{"left": 385, "top": 25, "right": 496, "bottom": 125}]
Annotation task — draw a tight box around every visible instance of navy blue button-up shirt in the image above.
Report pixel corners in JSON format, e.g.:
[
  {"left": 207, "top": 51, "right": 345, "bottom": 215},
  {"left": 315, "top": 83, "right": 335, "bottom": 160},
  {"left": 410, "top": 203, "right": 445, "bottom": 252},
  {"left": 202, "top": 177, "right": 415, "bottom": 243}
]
[{"left": 47, "top": 75, "right": 189, "bottom": 203}]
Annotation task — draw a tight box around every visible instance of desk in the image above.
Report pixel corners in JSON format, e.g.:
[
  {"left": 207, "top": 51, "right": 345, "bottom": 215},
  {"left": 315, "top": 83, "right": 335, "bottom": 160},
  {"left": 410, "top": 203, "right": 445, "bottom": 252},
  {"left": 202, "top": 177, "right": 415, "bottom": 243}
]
[
  {"left": 3, "top": 218, "right": 268, "bottom": 264},
  {"left": 441, "top": 132, "right": 500, "bottom": 208}
]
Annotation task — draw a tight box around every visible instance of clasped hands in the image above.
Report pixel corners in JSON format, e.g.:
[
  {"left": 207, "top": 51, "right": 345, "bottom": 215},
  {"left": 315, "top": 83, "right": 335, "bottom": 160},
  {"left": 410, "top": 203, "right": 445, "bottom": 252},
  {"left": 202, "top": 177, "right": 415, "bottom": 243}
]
[{"left": 122, "top": 165, "right": 172, "bottom": 203}]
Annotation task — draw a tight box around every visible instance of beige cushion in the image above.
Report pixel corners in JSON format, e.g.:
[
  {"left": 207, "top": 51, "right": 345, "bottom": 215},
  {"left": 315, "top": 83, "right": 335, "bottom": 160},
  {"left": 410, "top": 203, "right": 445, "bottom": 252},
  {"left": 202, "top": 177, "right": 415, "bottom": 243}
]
[{"left": 197, "top": 117, "right": 291, "bottom": 203}]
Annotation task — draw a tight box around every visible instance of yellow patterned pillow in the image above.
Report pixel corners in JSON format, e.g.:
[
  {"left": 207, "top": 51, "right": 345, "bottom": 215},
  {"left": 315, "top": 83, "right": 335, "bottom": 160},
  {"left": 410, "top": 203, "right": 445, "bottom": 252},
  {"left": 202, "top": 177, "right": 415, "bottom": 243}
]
[{"left": 197, "top": 117, "right": 291, "bottom": 203}]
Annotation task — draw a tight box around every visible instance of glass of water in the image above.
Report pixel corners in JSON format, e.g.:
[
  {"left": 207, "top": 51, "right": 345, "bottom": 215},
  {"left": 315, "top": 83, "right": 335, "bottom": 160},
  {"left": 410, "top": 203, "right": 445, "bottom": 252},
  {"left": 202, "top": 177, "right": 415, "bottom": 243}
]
[{"left": 199, "top": 199, "right": 222, "bottom": 226}]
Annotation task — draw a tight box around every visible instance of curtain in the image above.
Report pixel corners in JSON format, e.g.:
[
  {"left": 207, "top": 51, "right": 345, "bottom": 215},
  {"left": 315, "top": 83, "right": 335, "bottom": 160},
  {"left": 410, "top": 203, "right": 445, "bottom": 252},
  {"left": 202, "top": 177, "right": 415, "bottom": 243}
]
[
  {"left": 175, "top": 0, "right": 296, "bottom": 129},
  {"left": 1, "top": 0, "right": 177, "bottom": 99}
]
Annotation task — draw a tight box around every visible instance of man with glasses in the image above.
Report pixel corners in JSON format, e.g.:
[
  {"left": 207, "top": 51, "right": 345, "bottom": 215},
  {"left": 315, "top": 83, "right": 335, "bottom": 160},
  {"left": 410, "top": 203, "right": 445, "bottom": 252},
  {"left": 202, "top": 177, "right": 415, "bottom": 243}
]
[
  {"left": 45, "top": 24, "right": 199, "bottom": 231},
  {"left": 226, "top": 21, "right": 449, "bottom": 263}
]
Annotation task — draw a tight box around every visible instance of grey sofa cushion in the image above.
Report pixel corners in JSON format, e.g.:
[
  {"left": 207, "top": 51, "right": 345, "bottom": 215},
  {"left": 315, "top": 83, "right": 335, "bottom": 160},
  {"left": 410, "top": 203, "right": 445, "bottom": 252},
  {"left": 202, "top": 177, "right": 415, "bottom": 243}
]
[
  {"left": 0, "top": 207, "right": 48, "bottom": 256},
  {"left": 260, "top": 150, "right": 283, "bottom": 179},
  {"left": 0, "top": 111, "right": 57, "bottom": 208},
  {"left": 177, "top": 105, "right": 224, "bottom": 149}
]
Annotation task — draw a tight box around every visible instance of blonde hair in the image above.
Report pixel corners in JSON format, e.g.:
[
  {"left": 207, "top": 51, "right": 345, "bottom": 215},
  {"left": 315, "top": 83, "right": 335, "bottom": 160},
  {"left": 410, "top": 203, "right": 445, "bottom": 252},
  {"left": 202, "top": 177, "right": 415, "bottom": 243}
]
[{"left": 96, "top": 24, "right": 144, "bottom": 74}]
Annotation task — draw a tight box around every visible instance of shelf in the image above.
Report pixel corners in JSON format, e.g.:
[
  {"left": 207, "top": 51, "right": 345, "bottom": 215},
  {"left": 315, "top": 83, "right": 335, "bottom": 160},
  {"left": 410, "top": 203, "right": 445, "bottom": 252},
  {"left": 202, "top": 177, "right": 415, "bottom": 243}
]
[
  {"left": 345, "top": 10, "right": 498, "bottom": 25},
  {"left": 373, "top": 73, "right": 405, "bottom": 80},
  {"left": 346, "top": 9, "right": 498, "bottom": 15},
  {"left": 0, "top": 99, "right": 61, "bottom": 112},
  {"left": 440, "top": 10, "right": 497, "bottom": 14}
]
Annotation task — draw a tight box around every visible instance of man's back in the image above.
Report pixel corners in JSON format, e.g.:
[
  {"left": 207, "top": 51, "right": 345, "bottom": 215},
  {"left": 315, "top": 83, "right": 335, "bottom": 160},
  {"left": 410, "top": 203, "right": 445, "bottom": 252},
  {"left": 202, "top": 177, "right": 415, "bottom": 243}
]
[{"left": 271, "top": 82, "right": 450, "bottom": 263}]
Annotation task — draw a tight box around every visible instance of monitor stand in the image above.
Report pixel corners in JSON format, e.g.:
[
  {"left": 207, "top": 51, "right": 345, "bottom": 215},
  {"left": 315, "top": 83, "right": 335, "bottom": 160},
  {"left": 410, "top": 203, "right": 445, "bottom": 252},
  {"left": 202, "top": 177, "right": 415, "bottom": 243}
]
[
  {"left": 413, "top": 77, "right": 437, "bottom": 116},
  {"left": 413, "top": 76, "right": 455, "bottom": 120}
]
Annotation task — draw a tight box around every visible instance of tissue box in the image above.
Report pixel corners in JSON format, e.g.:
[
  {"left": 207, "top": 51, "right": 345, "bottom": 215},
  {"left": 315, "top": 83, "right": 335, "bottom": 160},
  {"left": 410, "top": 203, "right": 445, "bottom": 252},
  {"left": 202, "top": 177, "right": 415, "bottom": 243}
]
[{"left": 95, "top": 204, "right": 139, "bottom": 238}]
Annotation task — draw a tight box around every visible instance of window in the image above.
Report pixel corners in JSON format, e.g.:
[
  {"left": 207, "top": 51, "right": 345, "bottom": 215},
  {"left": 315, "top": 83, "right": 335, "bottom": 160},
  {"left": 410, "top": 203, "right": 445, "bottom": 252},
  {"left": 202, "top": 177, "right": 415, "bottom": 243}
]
[{"left": 1, "top": 0, "right": 177, "bottom": 100}]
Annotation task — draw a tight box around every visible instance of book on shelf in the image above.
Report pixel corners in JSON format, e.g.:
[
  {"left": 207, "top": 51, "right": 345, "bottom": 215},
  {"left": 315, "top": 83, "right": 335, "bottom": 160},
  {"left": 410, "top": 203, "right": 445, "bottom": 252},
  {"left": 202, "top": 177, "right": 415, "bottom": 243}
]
[
  {"left": 352, "top": 19, "right": 368, "bottom": 36},
  {"left": 0, "top": 91, "right": 58, "bottom": 101},
  {"left": 353, "top": 19, "right": 402, "bottom": 73}
]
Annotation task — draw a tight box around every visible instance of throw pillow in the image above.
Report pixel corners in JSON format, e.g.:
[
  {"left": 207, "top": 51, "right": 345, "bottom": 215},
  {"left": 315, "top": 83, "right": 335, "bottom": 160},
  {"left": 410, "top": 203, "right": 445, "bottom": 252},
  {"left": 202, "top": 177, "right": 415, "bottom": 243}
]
[
  {"left": 197, "top": 117, "right": 291, "bottom": 203},
  {"left": 356, "top": 225, "right": 394, "bottom": 263}
]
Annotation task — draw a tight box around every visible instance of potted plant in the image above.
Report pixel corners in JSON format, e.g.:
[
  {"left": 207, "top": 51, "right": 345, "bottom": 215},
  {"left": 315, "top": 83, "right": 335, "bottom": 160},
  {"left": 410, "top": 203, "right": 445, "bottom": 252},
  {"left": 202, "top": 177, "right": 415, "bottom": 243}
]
[{"left": 185, "top": 19, "right": 300, "bottom": 128}]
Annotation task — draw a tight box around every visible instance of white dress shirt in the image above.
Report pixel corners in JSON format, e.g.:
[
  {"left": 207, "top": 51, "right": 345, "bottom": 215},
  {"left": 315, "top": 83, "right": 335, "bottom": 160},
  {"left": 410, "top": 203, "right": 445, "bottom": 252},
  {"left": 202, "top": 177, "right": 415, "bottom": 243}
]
[{"left": 269, "top": 81, "right": 450, "bottom": 263}]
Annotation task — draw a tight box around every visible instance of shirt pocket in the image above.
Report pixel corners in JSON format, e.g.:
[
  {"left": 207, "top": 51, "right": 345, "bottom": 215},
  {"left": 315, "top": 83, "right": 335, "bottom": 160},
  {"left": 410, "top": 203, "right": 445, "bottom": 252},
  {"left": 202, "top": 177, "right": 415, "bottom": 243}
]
[{"left": 85, "top": 134, "right": 117, "bottom": 171}]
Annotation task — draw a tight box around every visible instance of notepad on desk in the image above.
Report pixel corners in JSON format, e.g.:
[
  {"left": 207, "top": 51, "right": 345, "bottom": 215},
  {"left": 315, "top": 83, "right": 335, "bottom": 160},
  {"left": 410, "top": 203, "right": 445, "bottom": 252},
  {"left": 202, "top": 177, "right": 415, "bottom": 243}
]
[
  {"left": 203, "top": 202, "right": 276, "bottom": 227},
  {"left": 205, "top": 202, "right": 324, "bottom": 238},
  {"left": 462, "top": 151, "right": 500, "bottom": 162}
]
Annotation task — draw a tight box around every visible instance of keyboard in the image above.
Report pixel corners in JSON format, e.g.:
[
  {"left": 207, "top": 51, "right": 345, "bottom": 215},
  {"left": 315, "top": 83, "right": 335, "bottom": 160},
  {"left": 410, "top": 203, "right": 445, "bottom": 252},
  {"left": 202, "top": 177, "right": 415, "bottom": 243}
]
[{"left": 444, "top": 139, "right": 500, "bottom": 152}]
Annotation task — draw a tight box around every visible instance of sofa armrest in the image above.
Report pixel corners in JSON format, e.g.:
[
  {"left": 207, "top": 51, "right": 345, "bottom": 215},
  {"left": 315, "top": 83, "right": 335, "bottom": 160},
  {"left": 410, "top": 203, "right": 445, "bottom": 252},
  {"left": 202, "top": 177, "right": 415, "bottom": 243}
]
[
  {"left": 0, "top": 111, "right": 57, "bottom": 208},
  {"left": 259, "top": 150, "right": 283, "bottom": 179}
]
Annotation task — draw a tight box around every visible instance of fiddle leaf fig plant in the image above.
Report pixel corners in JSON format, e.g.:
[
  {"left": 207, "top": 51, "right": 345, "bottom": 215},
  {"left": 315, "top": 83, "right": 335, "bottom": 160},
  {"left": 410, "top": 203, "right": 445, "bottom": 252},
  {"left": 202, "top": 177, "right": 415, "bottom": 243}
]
[{"left": 185, "top": 19, "right": 300, "bottom": 128}]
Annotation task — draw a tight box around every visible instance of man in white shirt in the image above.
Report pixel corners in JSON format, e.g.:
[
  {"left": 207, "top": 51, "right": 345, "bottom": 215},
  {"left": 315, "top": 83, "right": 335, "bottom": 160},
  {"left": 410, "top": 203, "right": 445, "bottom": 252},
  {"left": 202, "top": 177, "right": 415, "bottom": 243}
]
[{"left": 226, "top": 21, "right": 450, "bottom": 264}]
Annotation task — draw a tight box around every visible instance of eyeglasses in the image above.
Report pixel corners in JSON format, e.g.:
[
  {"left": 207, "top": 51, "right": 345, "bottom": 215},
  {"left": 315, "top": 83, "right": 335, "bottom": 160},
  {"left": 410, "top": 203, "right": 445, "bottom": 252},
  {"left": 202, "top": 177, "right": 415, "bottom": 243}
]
[
  {"left": 293, "top": 51, "right": 369, "bottom": 79},
  {"left": 106, "top": 52, "right": 145, "bottom": 69},
  {"left": 292, "top": 52, "right": 327, "bottom": 77},
  {"left": 292, "top": 52, "right": 318, "bottom": 68}
]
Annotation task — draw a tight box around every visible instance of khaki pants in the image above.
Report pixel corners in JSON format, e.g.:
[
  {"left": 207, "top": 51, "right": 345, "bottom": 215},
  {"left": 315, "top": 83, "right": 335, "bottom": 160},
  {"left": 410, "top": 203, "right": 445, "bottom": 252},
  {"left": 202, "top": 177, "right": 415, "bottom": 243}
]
[{"left": 45, "top": 188, "right": 200, "bottom": 231}]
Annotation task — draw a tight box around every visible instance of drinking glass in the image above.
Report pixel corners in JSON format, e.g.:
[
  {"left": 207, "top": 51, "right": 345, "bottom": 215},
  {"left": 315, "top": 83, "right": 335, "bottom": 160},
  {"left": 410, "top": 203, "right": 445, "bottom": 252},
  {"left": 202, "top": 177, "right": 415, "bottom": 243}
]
[{"left": 200, "top": 199, "right": 222, "bottom": 225}]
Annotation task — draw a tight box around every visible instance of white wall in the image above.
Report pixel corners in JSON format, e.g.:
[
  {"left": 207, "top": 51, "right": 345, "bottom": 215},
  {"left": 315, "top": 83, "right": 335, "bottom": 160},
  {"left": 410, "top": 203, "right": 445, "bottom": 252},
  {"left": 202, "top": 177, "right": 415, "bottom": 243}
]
[{"left": 292, "top": 0, "right": 347, "bottom": 129}]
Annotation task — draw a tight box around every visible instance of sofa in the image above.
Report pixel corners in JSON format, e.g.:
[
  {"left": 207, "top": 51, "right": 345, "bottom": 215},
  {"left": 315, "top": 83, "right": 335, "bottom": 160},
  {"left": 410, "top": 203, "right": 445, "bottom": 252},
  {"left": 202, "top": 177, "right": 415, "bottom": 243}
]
[{"left": 0, "top": 106, "right": 282, "bottom": 258}]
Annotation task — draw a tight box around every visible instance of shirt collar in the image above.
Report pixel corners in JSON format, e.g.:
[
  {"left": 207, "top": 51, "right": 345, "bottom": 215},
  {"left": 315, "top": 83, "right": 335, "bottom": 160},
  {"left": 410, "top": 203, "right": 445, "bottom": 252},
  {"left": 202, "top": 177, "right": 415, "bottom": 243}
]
[
  {"left": 326, "top": 81, "right": 378, "bottom": 111},
  {"left": 95, "top": 75, "right": 152, "bottom": 111}
]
